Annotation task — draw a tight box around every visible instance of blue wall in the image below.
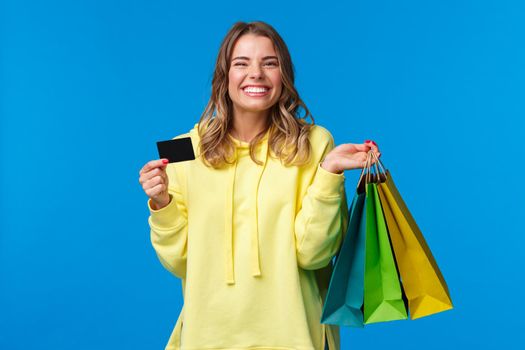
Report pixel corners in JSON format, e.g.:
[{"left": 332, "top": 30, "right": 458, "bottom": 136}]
[{"left": 1, "top": 0, "right": 524, "bottom": 349}]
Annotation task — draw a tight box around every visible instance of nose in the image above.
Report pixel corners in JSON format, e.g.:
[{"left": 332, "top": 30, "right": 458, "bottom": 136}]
[{"left": 248, "top": 63, "right": 264, "bottom": 79}]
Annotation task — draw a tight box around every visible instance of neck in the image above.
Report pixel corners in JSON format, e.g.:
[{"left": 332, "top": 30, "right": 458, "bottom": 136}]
[{"left": 230, "top": 107, "right": 269, "bottom": 142}]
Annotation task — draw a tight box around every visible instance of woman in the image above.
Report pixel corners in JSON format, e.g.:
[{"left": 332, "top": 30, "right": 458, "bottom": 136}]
[{"left": 139, "top": 21, "right": 380, "bottom": 350}]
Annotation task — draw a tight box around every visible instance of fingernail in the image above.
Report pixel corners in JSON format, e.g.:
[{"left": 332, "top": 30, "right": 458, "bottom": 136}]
[
  {"left": 162, "top": 159, "right": 169, "bottom": 164},
  {"left": 365, "top": 139, "right": 371, "bottom": 143},
  {"left": 371, "top": 141, "right": 377, "bottom": 146}
]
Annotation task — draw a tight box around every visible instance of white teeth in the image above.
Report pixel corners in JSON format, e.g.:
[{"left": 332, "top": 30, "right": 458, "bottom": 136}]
[{"left": 243, "top": 87, "right": 269, "bottom": 93}]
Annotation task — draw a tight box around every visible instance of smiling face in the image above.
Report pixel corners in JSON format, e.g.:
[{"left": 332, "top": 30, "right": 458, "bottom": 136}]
[{"left": 228, "top": 34, "right": 282, "bottom": 115}]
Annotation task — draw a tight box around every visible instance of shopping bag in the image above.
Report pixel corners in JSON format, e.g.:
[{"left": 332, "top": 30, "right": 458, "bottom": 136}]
[
  {"left": 363, "top": 178, "right": 408, "bottom": 324},
  {"left": 371, "top": 152, "right": 453, "bottom": 319},
  {"left": 320, "top": 190, "right": 366, "bottom": 327}
]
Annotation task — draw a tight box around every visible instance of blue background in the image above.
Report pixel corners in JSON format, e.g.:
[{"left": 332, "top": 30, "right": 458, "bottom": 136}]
[{"left": 1, "top": 0, "right": 524, "bottom": 349}]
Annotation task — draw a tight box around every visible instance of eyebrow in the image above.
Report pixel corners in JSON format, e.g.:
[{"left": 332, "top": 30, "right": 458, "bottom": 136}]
[{"left": 232, "top": 56, "right": 278, "bottom": 61}]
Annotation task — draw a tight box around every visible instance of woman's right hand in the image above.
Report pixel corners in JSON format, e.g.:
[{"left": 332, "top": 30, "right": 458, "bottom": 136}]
[{"left": 139, "top": 158, "right": 171, "bottom": 210}]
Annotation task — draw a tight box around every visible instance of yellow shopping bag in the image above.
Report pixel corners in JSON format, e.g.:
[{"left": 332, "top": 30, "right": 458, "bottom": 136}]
[{"left": 371, "top": 152, "right": 453, "bottom": 319}]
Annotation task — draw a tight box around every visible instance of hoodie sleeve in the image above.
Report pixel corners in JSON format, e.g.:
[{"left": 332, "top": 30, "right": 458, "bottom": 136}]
[
  {"left": 295, "top": 131, "right": 349, "bottom": 270},
  {"left": 147, "top": 163, "right": 188, "bottom": 279}
]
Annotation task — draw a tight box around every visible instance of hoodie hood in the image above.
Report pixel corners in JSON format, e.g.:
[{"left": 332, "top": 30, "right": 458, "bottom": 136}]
[{"left": 189, "top": 123, "right": 270, "bottom": 285}]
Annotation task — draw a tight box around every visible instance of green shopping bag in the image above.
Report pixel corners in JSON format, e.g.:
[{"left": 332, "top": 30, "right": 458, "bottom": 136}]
[
  {"left": 321, "top": 191, "right": 366, "bottom": 327},
  {"left": 363, "top": 164, "right": 408, "bottom": 324}
]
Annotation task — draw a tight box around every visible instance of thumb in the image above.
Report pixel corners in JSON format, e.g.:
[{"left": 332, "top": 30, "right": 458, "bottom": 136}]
[{"left": 348, "top": 143, "right": 372, "bottom": 152}]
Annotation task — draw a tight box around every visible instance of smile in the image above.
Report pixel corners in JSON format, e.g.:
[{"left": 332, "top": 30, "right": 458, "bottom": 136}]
[{"left": 242, "top": 86, "right": 271, "bottom": 97}]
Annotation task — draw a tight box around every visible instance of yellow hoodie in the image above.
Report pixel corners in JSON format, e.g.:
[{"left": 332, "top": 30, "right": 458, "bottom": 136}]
[{"left": 147, "top": 122, "right": 349, "bottom": 350}]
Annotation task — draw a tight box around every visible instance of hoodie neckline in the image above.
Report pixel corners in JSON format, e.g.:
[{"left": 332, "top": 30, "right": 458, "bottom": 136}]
[{"left": 228, "top": 129, "right": 270, "bottom": 149}]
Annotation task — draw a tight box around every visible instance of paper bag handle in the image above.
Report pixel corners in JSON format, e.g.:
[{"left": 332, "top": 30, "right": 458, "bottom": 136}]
[{"left": 357, "top": 151, "right": 387, "bottom": 190}]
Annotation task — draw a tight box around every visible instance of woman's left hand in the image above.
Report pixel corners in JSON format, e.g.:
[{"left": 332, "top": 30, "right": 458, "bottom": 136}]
[{"left": 321, "top": 140, "right": 381, "bottom": 174}]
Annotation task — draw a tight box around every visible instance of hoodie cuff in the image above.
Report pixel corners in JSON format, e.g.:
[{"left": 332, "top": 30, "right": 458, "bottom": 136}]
[
  {"left": 309, "top": 163, "right": 345, "bottom": 198},
  {"left": 148, "top": 194, "right": 180, "bottom": 228}
]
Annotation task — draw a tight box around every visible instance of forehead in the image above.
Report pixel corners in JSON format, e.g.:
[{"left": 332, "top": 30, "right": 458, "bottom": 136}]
[{"left": 231, "top": 34, "right": 277, "bottom": 57}]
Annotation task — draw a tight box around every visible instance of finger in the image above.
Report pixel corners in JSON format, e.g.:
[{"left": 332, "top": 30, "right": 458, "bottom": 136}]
[
  {"left": 365, "top": 140, "right": 381, "bottom": 158},
  {"left": 144, "top": 175, "right": 166, "bottom": 193},
  {"left": 143, "top": 170, "right": 168, "bottom": 188},
  {"left": 353, "top": 143, "right": 373, "bottom": 152},
  {"left": 337, "top": 143, "right": 372, "bottom": 153},
  {"left": 364, "top": 140, "right": 380, "bottom": 155},
  {"left": 140, "top": 166, "right": 167, "bottom": 184},
  {"left": 140, "top": 159, "right": 169, "bottom": 175},
  {"left": 145, "top": 183, "right": 166, "bottom": 198}
]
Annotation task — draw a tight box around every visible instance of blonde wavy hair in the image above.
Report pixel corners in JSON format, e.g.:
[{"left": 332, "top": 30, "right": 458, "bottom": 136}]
[{"left": 197, "top": 21, "right": 316, "bottom": 168}]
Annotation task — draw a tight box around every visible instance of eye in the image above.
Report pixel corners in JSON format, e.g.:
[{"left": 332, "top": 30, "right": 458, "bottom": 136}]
[
  {"left": 265, "top": 61, "right": 278, "bottom": 67},
  {"left": 233, "top": 62, "right": 247, "bottom": 66}
]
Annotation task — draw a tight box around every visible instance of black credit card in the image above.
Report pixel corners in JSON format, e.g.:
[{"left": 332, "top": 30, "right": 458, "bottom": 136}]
[{"left": 156, "top": 137, "right": 196, "bottom": 163}]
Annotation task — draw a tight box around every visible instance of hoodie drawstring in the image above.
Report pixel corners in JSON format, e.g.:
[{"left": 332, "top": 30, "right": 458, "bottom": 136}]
[
  {"left": 225, "top": 153, "right": 236, "bottom": 284},
  {"left": 225, "top": 135, "right": 269, "bottom": 285}
]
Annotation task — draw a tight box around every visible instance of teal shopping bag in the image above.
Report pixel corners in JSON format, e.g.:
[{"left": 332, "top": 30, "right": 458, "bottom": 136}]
[{"left": 321, "top": 190, "right": 366, "bottom": 327}]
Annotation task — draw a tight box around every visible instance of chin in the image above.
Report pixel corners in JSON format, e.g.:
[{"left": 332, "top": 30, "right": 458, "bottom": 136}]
[
  {"left": 241, "top": 107, "right": 270, "bottom": 113},
  {"left": 242, "top": 100, "right": 278, "bottom": 111},
  {"left": 238, "top": 101, "right": 272, "bottom": 112}
]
